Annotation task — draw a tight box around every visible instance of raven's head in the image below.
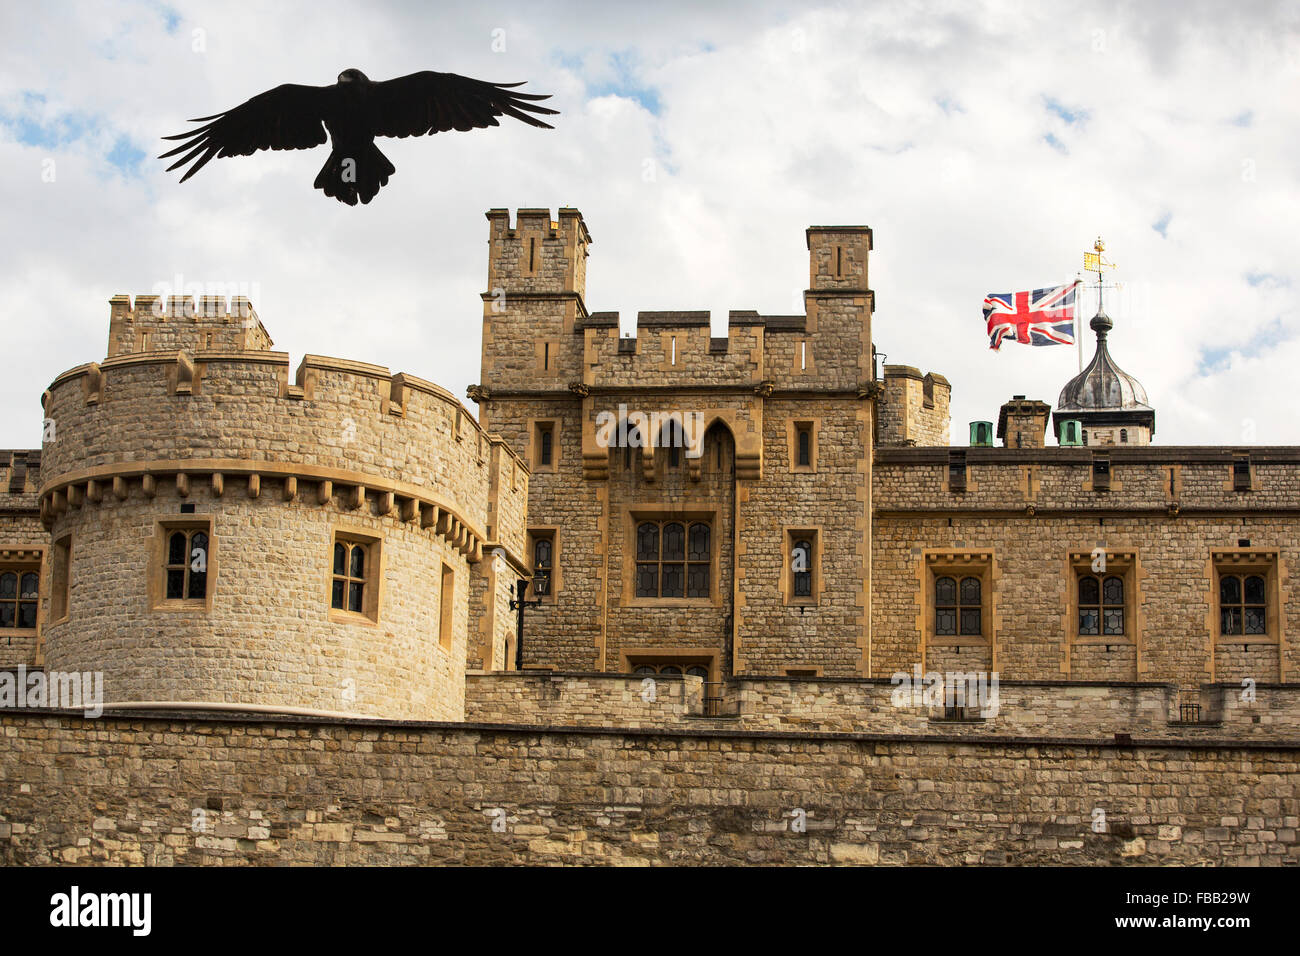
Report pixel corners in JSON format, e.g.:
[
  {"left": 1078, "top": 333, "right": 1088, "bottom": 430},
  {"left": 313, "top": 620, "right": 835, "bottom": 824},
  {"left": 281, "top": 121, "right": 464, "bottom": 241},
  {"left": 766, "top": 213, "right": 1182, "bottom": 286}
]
[{"left": 337, "top": 68, "right": 369, "bottom": 84}]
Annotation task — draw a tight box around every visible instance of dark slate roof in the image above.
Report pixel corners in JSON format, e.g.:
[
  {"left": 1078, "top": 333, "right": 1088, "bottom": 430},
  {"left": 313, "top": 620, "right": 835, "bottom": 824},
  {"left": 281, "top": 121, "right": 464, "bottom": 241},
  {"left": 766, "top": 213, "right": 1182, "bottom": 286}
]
[{"left": 1057, "top": 310, "right": 1152, "bottom": 412}]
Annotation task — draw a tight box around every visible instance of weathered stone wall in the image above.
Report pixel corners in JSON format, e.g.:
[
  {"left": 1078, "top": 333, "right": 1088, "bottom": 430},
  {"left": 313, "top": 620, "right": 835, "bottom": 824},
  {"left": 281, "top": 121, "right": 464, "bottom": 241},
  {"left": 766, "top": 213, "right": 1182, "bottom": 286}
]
[
  {"left": 463, "top": 672, "right": 1300, "bottom": 740},
  {"left": 40, "top": 483, "right": 470, "bottom": 720},
  {"left": 2, "top": 710, "right": 1296, "bottom": 866},
  {"left": 739, "top": 396, "right": 868, "bottom": 676},
  {"left": 873, "top": 448, "right": 1300, "bottom": 687},
  {"left": 466, "top": 672, "right": 704, "bottom": 727}
]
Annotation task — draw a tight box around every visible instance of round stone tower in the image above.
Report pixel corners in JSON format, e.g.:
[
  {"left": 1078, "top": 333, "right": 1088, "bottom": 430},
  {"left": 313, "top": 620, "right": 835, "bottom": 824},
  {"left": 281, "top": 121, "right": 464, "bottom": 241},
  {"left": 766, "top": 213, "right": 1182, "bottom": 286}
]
[{"left": 37, "top": 295, "right": 528, "bottom": 719}]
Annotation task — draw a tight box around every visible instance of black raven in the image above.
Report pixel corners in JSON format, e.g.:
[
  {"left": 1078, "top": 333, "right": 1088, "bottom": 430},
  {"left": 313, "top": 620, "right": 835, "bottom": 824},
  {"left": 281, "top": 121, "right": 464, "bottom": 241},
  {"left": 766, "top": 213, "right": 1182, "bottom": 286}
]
[{"left": 160, "top": 68, "right": 557, "bottom": 205}]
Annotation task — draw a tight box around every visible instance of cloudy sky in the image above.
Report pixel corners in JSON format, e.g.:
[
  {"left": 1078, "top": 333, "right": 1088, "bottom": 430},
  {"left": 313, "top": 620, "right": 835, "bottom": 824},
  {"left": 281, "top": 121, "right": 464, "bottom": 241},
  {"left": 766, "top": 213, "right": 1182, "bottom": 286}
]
[{"left": 2, "top": 0, "right": 1298, "bottom": 449}]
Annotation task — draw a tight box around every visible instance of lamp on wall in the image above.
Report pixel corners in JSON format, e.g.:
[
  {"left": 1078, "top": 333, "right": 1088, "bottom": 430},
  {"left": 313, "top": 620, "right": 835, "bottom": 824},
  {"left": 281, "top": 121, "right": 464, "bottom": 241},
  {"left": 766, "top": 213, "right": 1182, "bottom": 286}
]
[{"left": 508, "top": 579, "right": 543, "bottom": 671}]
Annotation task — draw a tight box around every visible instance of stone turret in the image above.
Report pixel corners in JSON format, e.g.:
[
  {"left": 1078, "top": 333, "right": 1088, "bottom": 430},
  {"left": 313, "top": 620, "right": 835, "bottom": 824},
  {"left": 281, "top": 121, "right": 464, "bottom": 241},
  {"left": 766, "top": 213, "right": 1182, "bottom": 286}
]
[{"left": 1053, "top": 308, "right": 1155, "bottom": 445}]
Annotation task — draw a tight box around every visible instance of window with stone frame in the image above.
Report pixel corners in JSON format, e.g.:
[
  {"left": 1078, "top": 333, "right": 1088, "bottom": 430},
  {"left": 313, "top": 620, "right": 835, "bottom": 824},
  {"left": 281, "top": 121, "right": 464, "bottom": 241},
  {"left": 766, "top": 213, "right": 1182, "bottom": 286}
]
[
  {"left": 163, "top": 526, "right": 208, "bottom": 602},
  {"left": 924, "top": 552, "right": 993, "bottom": 647},
  {"left": 438, "top": 563, "right": 455, "bottom": 651},
  {"left": 1068, "top": 552, "right": 1136, "bottom": 645},
  {"left": 935, "top": 575, "right": 981, "bottom": 636},
  {"left": 631, "top": 661, "right": 711, "bottom": 681},
  {"left": 534, "top": 421, "right": 557, "bottom": 471},
  {"left": 1213, "top": 551, "right": 1277, "bottom": 641},
  {"left": 782, "top": 528, "right": 820, "bottom": 606},
  {"left": 50, "top": 535, "right": 71, "bottom": 622},
  {"left": 1077, "top": 573, "right": 1125, "bottom": 636},
  {"left": 530, "top": 530, "right": 555, "bottom": 599},
  {"left": 0, "top": 566, "right": 39, "bottom": 629},
  {"left": 330, "top": 530, "right": 382, "bottom": 622},
  {"left": 790, "top": 420, "right": 817, "bottom": 472},
  {"left": 635, "top": 520, "right": 711, "bottom": 599},
  {"left": 1219, "top": 574, "right": 1266, "bottom": 636}
]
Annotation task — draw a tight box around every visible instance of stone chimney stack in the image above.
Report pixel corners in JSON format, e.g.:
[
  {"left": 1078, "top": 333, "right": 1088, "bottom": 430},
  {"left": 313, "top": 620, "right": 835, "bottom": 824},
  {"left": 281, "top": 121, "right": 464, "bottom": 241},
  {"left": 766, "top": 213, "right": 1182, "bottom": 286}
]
[{"left": 997, "top": 395, "right": 1051, "bottom": 449}]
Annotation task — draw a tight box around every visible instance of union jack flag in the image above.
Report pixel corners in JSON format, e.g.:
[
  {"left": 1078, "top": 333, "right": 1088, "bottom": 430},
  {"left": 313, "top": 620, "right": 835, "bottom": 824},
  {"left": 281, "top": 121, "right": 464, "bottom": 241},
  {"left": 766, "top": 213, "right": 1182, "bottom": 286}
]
[{"left": 983, "top": 280, "right": 1081, "bottom": 350}]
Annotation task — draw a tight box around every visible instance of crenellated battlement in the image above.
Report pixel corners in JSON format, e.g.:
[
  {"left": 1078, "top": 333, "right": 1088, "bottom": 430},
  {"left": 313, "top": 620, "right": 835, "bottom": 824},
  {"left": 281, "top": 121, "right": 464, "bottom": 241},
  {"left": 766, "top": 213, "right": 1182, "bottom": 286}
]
[
  {"left": 107, "top": 293, "right": 273, "bottom": 357},
  {"left": 42, "top": 306, "right": 531, "bottom": 566},
  {"left": 877, "top": 365, "right": 952, "bottom": 447},
  {"left": 479, "top": 209, "right": 879, "bottom": 397}
]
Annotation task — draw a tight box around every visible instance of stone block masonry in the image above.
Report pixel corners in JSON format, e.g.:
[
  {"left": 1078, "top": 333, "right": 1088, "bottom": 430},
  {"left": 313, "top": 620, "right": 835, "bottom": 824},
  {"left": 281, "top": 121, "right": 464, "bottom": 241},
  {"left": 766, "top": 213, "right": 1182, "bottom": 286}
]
[{"left": 2, "top": 710, "right": 1296, "bottom": 866}]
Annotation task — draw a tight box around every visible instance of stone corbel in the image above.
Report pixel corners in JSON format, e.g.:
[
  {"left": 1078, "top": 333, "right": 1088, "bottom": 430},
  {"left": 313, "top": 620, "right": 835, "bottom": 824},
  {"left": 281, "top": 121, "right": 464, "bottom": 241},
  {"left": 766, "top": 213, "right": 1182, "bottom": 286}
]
[
  {"left": 85, "top": 363, "right": 103, "bottom": 405},
  {"left": 174, "top": 351, "right": 196, "bottom": 396},
  {"left": 567, "top": 381, "right": 590, "bottom": 397},
  {"left": 388, "top": 373, "right": 409, "bottom": 418},
  {"left": 466, "top": 384, "right": 489, "bottom": 403},
  {"left": 754, "top": 380, "right": 775, "bottom": 398}
]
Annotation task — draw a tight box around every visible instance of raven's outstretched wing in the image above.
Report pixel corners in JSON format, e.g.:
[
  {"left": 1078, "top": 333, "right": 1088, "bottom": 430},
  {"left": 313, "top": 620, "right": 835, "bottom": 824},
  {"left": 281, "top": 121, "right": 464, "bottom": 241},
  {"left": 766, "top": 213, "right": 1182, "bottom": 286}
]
[
  {"left": 159, "top": 83, "right": 334, "bottom": 182},
  {"left": 367, "top": 71, "right": 558, "bottom": 138}
]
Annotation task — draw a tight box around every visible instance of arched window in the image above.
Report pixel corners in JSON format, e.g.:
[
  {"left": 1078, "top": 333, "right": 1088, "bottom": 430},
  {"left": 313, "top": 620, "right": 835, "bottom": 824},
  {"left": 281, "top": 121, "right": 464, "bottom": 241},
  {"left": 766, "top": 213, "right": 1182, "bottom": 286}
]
[
  {"left": 792, "top": 539, "right": 813, "bottom": 597},
  {"left": 331, "top": 540, "right": 367, "bottom": 613},
  {"left": 1220, "top": 573, "right": 1266, "bottom": 635},
  {"left": 630, "top": 661, "right": 711, "bottom": 680},
  {"left": 936, "top": 575, "right": 981, "bottom": 636},
  {"left": 635, "top": 520, "right": 711, "bottom": 598},
  {"left": 532, "top": 536, "right": 553, "bottom": 596},
  {"left": 1120, "top": 428, "right": 1128, "bottom": 443},
  {"left": 0, "top": 571, "right": 39, "bottom": 628},
  {"left": 798, "top": 428, "right": 812, "bottom": 467},
  {"left": 1078, "top": 574, "right": 1124, "bottom": 635},
  {"left": 165, "top": 529, "right": 208, "bottom": 601}
]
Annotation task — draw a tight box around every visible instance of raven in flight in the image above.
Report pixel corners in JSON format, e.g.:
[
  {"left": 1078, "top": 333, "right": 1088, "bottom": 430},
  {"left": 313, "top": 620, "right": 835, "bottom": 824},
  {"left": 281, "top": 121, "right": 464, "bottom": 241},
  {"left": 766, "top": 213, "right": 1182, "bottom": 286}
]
[{"left": 160, "top": 69, "right": 557, "bottom": 205}]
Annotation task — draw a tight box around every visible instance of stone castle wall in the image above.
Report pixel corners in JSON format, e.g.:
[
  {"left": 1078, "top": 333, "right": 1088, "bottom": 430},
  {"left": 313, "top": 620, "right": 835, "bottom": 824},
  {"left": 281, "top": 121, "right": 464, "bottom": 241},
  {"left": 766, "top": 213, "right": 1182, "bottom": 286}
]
[
  {"left": 872, "top": 448, "right": 1300, "bottom": 688},
  {"left": 2, "top": 709, "right": 1296, "bottom": 865},
  {"left": 479, "top": 210, "right": 877, "bottom": 680},
  {"left": 462, "top": 671, "right": 1300, "bottom": 739}
]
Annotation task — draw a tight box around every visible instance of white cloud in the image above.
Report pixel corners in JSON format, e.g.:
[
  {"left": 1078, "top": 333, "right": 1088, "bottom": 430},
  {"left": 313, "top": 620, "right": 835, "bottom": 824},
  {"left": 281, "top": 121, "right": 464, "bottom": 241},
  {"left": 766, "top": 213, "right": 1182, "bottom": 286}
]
[{"left": 1, "top": 0, "right": 1297, "bottom": 448}]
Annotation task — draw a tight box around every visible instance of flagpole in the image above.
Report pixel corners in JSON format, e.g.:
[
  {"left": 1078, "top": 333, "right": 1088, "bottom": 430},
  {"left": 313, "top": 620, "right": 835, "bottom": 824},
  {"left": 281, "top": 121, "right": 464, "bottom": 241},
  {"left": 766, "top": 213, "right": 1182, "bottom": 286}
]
[{"left": 1076, "top": 273, "right": 1083, "bottom": 374}]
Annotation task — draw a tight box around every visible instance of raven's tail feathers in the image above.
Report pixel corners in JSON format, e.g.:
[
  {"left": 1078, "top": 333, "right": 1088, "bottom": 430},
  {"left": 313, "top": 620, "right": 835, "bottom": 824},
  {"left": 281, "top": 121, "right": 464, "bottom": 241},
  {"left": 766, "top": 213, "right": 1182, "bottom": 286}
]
[{"left": 313, "top": 142, "right": 395, "bottom": 206}]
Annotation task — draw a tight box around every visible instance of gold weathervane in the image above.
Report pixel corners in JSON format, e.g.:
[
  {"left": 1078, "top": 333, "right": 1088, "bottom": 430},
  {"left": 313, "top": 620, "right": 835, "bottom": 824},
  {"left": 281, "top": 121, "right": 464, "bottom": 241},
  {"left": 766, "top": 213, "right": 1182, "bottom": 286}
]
[{"left": 1082, "top": 237, "right": 1117, "bottom": 277}]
